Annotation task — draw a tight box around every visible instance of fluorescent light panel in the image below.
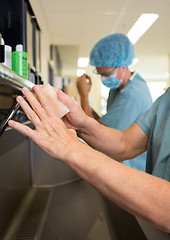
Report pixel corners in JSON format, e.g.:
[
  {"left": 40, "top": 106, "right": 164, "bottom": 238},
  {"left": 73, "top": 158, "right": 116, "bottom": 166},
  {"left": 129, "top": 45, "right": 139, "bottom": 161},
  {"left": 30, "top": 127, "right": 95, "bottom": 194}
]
[
  {"left": 77, "top": 57, "right": 89, "bottom": 67},
  {"left": 127, "top": 13, "right": 159, "bottom": 44}
]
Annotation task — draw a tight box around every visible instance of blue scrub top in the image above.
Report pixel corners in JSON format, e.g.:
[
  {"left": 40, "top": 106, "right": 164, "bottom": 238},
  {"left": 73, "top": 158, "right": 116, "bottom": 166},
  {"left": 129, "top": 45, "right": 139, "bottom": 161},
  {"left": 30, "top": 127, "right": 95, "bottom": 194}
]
[
  {"left": 100, "top": 72, "right": 153, "bottom": 171},
  {"left": 137, "top": 87, "right": 170, "bottom": 181}
]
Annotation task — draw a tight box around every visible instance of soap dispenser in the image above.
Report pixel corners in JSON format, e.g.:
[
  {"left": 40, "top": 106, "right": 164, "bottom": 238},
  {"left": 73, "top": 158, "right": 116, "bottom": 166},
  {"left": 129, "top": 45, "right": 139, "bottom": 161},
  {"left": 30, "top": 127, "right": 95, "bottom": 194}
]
[{"left": 12, "top": 44, "right": 28, "bottom": 79}]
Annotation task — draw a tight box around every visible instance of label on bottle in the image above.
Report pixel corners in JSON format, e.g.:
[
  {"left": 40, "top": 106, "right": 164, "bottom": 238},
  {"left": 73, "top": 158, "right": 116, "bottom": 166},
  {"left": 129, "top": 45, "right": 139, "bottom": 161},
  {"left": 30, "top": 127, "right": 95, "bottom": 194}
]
[{"left": 12, "top": 51, "right": 28, "bottom": 79}]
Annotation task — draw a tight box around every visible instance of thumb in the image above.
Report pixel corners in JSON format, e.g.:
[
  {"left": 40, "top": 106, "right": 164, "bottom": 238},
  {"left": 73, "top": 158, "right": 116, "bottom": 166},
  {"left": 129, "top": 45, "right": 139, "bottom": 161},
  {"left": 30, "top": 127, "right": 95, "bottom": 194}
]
[{"left": 57, "top": 90, "right": 76, "bottom": 109}]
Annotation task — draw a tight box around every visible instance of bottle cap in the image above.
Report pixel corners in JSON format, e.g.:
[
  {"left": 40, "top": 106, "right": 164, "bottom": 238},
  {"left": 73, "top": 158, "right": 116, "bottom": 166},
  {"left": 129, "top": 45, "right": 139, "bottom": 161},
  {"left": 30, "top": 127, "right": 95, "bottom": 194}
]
[
  {"left": 0, "top": 33, "right": 5, "bottom": 62},
  {"left": 16, "top": 44, "right": 23, "bottom": 52},
  {"left": 0, "top": 36, "right": 4, "bottom": 45}
]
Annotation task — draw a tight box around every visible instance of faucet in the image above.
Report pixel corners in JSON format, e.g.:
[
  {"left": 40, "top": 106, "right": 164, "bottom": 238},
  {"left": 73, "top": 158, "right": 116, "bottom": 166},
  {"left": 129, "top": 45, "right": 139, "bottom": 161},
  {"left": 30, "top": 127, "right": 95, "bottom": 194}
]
[
  {"left": 0, "top": 62, "right": 35, "bottom": 91},
  {"left": 0, "top": 63, "right": 35, "bottom": 136}
]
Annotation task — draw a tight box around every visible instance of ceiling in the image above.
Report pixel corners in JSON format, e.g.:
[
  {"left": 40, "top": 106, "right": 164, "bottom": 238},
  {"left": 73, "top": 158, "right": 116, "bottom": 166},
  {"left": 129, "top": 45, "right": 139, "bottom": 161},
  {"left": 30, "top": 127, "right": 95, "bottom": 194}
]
[{"left": 33, "top": 0, "right": 170, "bottom": 79}]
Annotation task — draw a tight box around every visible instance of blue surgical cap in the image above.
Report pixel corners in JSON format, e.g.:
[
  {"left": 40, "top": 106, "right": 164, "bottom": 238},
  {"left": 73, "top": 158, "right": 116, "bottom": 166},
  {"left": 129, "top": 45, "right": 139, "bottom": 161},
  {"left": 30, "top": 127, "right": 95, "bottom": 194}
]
[{"left": 90, "top": 33, "right": 135, "bottom": 67}]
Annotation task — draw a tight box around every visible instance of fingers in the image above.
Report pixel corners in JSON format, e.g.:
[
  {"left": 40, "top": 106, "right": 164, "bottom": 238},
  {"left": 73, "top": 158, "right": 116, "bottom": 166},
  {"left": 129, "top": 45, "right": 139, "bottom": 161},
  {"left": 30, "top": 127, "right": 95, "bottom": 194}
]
[
  {"left": 16, "top": 95, "right": 42, "bottom": 129},
  {"left": 8, "top": 119, "right": 50, "bottom": 150},
  {"left": 17, "top": 89, "right": 55, "bottom": 135},
  {"left": 77, "top": 74, "right": 88, "bottom": 83},
  {"left": 52, "top": 86, "right": 60, "bottom": 94},
  {"left": 32, "top": 85, "right": 60, "bottom": 117},
  {"left": 9, "top": 92, "right": 66, "bottom": 139},
  {"left": 22, "top": 87, "right": 47, "bottom": 122},
  {"left": 8, "top": 120, "right": 36, "bottom": 140},
  {"left": 88, "top": 77, "right": 92, "bottom": 84},
  {"left": 22, "top": 87, "right": 66, "bottom": 131},
  {"left": 78, "top": 74, "right": 90, "bottom": 82},
  {"left": 7, "top": 86, "right": 80, "bottom": 162},
  {"left": 57, "top": 90, "right": 78, "bottom": 110},
  {"left": 36, "top": 84, "right": 60, "bottom": 95},
  {"left": 85, "top": 74, "right": 91, "bottom": 81}
]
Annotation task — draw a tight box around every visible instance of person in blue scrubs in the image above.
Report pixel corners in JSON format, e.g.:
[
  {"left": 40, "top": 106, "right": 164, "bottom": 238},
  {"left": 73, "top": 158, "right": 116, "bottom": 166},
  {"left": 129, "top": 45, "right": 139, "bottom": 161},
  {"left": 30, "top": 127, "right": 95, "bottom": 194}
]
[
  {"left": 77, "top": 33, "right": 152, "bottom": 171},
  {"left": 137, "top": 87, "right": 170, "bottom": 181}
]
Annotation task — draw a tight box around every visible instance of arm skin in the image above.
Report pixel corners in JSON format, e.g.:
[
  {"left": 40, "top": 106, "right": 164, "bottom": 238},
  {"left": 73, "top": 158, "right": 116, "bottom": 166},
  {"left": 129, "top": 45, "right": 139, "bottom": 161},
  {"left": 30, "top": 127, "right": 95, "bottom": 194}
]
[
  {"left": 76, "top": 74, "right": 100, "bottom": 120},
  {"left": 8, "top": 86, "right": 170, "bottom": 233},
  {"left": 60, "top": 88, "right": 148, "bottom": 161}
]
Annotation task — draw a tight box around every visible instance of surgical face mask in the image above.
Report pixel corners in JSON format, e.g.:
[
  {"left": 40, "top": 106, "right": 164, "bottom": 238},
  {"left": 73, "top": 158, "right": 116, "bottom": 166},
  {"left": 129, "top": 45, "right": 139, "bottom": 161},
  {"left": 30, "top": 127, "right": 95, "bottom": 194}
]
[{"left": 101, "top": 70, "right": 123, "bottom": 89}]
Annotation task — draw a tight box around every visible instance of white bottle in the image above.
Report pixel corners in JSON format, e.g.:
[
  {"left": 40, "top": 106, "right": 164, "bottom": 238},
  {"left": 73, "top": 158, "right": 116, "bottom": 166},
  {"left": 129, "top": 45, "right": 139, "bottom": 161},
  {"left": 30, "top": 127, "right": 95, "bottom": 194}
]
[
  {"left": 0, "top": 33, "right": 5, "bottom": 63},
  {"left": 0, "top": 35, "right": 12, "bottom": 69},
  {"left": 3, "top": 45, "right": 12, "bottom": 69}
]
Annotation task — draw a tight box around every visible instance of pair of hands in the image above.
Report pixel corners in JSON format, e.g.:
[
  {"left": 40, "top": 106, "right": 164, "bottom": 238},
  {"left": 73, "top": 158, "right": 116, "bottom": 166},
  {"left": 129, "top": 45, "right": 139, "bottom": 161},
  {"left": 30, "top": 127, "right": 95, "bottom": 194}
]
[
  {"left": 8, "top": 85, "right": 88, "bottom": 161},
  {"left": 76, "top": 74, "right": 92, "bottom": 97}
]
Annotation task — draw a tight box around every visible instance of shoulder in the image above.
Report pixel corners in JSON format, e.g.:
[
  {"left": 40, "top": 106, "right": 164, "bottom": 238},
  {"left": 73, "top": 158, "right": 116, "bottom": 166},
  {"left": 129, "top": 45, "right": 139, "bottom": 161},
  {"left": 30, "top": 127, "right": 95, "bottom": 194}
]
[
  {"left": 137, "top": 88, "right": 170, "bottom": 132},
  {"left": 124, "top": 73, "right": 151, "bottom": 97},
  {"left": 120, "top": 78, "right": 146, "bottom": 97},
  {"left": 155, "top": 87, "right": 170, "bottom": 110}
]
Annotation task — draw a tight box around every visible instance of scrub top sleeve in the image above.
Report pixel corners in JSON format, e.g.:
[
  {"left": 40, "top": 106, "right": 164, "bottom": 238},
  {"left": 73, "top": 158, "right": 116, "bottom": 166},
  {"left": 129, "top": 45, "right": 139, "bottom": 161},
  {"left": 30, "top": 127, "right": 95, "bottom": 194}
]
[{"left": 136, "top": 97, "right": 160, "bottom": 136}]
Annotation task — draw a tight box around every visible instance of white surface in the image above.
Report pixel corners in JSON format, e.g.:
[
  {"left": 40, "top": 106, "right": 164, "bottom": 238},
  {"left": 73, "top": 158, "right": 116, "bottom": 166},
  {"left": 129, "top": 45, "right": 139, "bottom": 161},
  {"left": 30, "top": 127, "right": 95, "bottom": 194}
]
[
  {"left": 16, "top": 44, "right": 23, "bottom": 52},
  {"left": 3, "top": 45, "right": 12, "bottom": 69}
]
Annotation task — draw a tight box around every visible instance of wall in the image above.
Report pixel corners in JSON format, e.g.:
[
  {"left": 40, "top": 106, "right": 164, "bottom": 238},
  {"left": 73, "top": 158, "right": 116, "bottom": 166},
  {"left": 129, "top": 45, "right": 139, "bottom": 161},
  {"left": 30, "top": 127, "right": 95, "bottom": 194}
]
[
  {"left": 29, "top": 0, "right": 52, "bottom": 84},
  {"left": 28, "top": 1, "right": 102, "bottom": 115},
  {"left": 131, "top": 54, "right": 170, "bottom": 101}
]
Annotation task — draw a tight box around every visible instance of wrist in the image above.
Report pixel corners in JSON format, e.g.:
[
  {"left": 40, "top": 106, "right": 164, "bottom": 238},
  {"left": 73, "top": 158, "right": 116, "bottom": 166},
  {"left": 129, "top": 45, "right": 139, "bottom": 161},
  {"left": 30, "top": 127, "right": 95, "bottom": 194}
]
[
  {"left": 79, "top": 92, "right": 89, "bottom": 99},
  {"left": 77, "top": 116, "right": 95, "bottom": 136},
  {"left": 64, "top": 136, "right": 85, "bottom": 165}
]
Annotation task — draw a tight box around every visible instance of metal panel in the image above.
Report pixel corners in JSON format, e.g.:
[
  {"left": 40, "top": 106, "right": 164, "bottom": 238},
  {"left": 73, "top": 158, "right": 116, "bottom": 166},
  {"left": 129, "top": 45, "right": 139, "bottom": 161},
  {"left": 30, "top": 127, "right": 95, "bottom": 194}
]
[
  {"left": 103, "top": 198, "right": 147, "bottom": 240},
  {"left": 30, "top": 141, "right": 80, "bottom": 188},
  {"left": 40, "top": 180, "right": 115, "bottom": 240},
  {"left": 0, "top": 128, "right": 31, "bottom": 239},
  {"left": 136, "top": 218, "right": 170, "bottom": 240}
]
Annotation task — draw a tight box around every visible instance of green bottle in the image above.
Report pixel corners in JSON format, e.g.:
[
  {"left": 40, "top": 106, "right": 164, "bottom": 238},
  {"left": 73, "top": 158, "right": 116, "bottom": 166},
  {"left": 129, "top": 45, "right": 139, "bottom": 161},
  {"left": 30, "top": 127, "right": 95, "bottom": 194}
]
[{"left": 12, "top": 44, "right": 28, "bottom": 79}]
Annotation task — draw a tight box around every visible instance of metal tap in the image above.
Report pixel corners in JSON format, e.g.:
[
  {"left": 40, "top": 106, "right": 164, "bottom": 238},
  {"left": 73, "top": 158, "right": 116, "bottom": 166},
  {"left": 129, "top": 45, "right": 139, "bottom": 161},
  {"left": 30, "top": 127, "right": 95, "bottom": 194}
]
[
  {"left": 0, "top": 63, "right": 35, "bottom": 136},
  {"left": 0, "top": 62, "right": 35, "bottom": 91}
]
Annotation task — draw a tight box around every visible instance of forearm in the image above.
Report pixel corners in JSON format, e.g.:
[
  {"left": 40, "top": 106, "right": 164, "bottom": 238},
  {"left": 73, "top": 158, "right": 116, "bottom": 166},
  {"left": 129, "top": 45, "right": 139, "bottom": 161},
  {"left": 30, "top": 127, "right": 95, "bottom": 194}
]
[
  {"left": 78, "top": 118, "right": 147, "bottom": 161},
  {"left": 78, "top": 117, "right": 126, "bottom": 160},
  {"left": 79, "top": 94, "right": 93, "bottom": 118},
  {"left": 66, "top": 141, "right": 170, "bottom": 232},
  {"left": 91, "top": 108, "right": 101, "bottom": 121}
]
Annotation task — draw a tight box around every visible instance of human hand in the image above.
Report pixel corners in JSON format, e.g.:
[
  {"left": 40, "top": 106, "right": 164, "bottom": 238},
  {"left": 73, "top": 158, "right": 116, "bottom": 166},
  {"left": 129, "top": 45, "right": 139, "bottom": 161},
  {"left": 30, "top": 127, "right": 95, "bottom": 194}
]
[
  {"left": 31, "top": 85, "right": 89, "bottom": 131},
  {"left": 76, "top": 74, "right": 92, "bottom": 96},
  {"left": 56, "top": 88, "right": 89, "bottom": 131},
  {"left": 8, "top": 86, "right": 83, "bottom": 161}
]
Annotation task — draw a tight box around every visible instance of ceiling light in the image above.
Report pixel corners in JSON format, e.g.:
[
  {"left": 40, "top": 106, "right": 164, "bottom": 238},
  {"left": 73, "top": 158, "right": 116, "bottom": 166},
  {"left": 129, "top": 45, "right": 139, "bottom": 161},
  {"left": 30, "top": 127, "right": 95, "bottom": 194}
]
[
  {"left": 76, "top": 69, "right": 86, "bottom": 77},
  {"left": 127, "top": 13, "right": 159, "bottom": 44},
  {"left": 77, "top": 58, "right": 89, "bottom": 67}
]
